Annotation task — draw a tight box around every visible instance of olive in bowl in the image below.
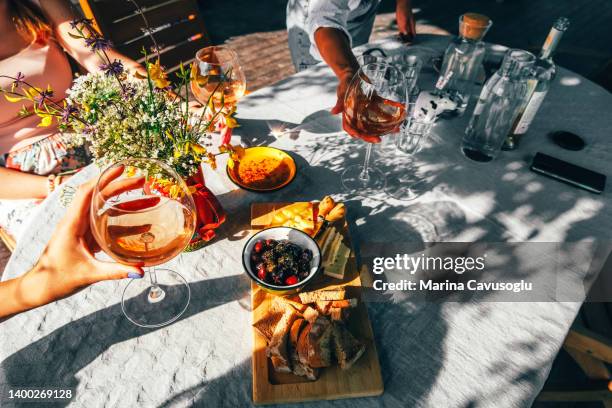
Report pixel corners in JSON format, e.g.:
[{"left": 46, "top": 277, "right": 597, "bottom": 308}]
[{"left": 242, "top": 227, "right": 321, "bottom": 294}]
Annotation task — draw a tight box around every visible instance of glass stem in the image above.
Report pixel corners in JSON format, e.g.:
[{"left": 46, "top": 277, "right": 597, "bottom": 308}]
[
  {"left": 359, "top": 143, "right": 374, "bottom": 182},
  {"left": 147, "top": 266, "right": 166, "bottom": 303}
]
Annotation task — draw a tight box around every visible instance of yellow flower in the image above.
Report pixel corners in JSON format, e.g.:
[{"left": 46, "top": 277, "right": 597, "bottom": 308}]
[
  {"left": 147, "top": 59, "right": 170, "bottom": 89},
  {"left": 37, "top": 115, "right": 53, "bottom": 127},
  {"left": 230, "top": 145, "right": 245, "bottom": 161},
  {"left": 206, "top": 153, "right": 217, "bottom": 170}
]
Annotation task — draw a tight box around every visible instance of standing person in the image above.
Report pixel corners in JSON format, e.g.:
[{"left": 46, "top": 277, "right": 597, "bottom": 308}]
[{"left": 286, "top": 0, "right": 416, "bottom": 115}]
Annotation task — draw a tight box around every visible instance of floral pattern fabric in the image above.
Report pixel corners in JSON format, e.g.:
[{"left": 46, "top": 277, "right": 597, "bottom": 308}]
[{"left": 0, "top": 133, "right": 91, "bottom": 242}]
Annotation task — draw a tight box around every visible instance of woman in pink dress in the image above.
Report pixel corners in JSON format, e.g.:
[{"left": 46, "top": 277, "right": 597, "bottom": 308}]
[{"left": 0, "top": 0, "right": 140, "bottom": 241}]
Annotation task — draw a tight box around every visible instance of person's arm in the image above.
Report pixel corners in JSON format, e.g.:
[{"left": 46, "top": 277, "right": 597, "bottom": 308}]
[
  {"left": 0, "top": 170, "right": 144, "bottom": 319},
  {"left": 314, "top": 27, "right": 359, "bottom": 115},
  {"left": 38, "top": 0, "right": 142, "bottom": 74},
  {"left": 0, "top": 167, "right": 48, "bottom": 199},
  {"left": 396, "top": 0, "right": 416, "bottom": 43}
]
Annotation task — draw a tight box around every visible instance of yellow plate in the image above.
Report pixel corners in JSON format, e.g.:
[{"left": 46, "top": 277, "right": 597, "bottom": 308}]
[{"left": 226, "top": 146, "right": 296, "bottom": 192}]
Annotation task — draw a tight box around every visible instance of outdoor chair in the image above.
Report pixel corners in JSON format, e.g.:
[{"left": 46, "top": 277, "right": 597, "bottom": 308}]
[
  {"left": 79, "top": 0, "right": 210, "bottom": 75},
  {"left": 538, "top": 302, "right": 612, "bottom": 407}
]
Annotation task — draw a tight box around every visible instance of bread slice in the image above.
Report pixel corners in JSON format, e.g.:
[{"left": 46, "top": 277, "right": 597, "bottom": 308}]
[
  {"left": 289, "top": 318, "right": 319, "bottom": 380},
  {"left": 297, "top": 317, "right": 333, "bottom": 368},
  {"left": 252, "top": 310, "right": 285, "bottom": 343},
  {"left": 267, "top": 308, "right": 299, "bottom": 373},
  {"left": 274, "top": 296, "right": 307, "bottom": 313},
  {"left": 298, "top": 288, "right": 346, "bottom": 304},
  {"left": 315, "top": 298, "right": 358, "bottom": 314},
  {"left": 331, "top": 322, "right": 366, "bottom": 370},
  {"left": 302, "top": 306, "right": 319, "bottom": 323}
]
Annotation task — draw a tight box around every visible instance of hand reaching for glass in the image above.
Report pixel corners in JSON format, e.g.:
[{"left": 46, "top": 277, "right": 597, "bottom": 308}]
[{"left": 0, "top": 168, "right": 145, "bottom": 320}]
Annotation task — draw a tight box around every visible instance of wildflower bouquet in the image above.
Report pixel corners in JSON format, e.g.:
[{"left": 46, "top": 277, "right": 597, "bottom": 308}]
[
  {"left": 0, "top": 16, "right": 240, "bottom": 248},
  {"left": 1, "top": 19, "right": 239, "bottom": 179}
]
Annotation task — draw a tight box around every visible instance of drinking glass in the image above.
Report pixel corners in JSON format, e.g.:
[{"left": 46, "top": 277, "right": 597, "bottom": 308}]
[
  {"left": 90, "top": 159, "right": 197, "bottom": 328},
  {"left": 341, "top": 62, "right": 407, "bottom": 193},
  {"left": 191, "top": 45, "right": 246, "bottom": 110},
  {"left": 386, "top": 117, "right": 436, "bottom": 201}
]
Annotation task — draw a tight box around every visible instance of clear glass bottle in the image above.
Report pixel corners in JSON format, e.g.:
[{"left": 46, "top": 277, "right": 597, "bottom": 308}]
[
  {"left": 462, "top": 49, "right": 536, "bottom": 162},
  {"left": 436, "top": 13, "right": 493, "bottom": 114},
  {"left": 504, "top": 17, "right": 570, "bottom": 149}
]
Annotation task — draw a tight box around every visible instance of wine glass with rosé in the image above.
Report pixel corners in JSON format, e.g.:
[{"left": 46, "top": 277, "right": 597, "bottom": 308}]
[
  {"left": 191, "top": 45, "right": 246, "bottom": 110},
  {"left": 90, "top": 158, "right": 196, "bottom": 328},
  {"left": 342, "top": 62, "right": 407, "bottom": 193}
]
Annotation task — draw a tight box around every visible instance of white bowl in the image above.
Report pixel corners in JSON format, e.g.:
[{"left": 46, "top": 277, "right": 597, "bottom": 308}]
[{"left": 242, "top": 227, "right": 321, "bottom": 293}]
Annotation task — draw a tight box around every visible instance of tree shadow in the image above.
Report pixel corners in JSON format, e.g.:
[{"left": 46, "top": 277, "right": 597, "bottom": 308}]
[{"left": 0, "top": 274, "right": 250, "bottom": 408}]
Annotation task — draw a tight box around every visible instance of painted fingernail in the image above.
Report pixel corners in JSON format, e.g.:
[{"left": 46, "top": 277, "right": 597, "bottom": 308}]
[{"left": 128, "top": 272, "right": 143, "bottom": 279}]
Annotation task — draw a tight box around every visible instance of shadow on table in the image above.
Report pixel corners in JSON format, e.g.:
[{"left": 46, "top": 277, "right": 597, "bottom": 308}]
[
  {"left": 0, "top": 274, "right": 250, "bottom": 407},
  {"left": 156, "top": 301, "right": 447, "bottom": 408}
]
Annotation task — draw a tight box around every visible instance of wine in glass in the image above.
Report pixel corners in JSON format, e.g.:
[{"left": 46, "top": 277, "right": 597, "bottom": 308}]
[
  {"left": 191, "top": 45, "right": 246, "bottom": 109},
  {"left": 90, "top": 158, "right": 196, "bottom": 328},
  {"left": 341, "top": 62, "right": 407, "bottom": 193}
]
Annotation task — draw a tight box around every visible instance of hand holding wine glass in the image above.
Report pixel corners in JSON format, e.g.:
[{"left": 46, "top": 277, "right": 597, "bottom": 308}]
[
  {"left": 341, "top": 62, "right": 407, "bottom": 193},
  {"left": 0, "top": 174, "right": 144, "bottom": 319},
  {"left": 90, "top": 159, "right": 197, "bottom": 328}
]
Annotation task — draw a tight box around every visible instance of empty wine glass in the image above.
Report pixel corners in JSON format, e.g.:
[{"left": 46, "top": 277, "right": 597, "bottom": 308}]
[
  {"left": 341, "top": 62, "right": 407, "bottom": 194},
  {"left": 386, "top": 116, "right": 436, "bottom": 201},
  {"left": 90, "top": 159, "right": 196, "bottom": 328},
  {"left": 191, "top": 45, "right": 246, "bottom": 110}
]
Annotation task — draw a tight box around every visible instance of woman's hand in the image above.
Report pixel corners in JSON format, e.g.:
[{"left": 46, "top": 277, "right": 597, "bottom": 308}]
[
  {"left": 396, "top": 0, "right": 416, "bottom": 44},
  {"left": 0, "top": 168, "right": 144, "bottom": 319}
]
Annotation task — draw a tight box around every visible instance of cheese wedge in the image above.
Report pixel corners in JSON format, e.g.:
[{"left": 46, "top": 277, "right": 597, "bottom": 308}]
[
  {"left": 324, "top": 238, "right": 351, "bottom": 280},
  {"left": 270, "top": 203, "right": 315, "bottom": 234}
]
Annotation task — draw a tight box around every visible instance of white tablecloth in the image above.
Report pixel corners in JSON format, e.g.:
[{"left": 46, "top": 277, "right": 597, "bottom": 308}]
[{"left": 2, "top": 35, "right": 612, "bottom": 408}]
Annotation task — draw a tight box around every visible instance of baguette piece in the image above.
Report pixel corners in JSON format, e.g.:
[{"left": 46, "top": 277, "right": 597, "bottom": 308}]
[
  {"left": 297, "top": 317, "right": 333, "bottom": 368},
  {"left": 289, "top": 318, "right": 319, "bottom": 380},
  {"left": 332, "top": 322, "right": 366, "bottom": 370},
  {"left": 267, "top": 308, "right": 299, "bottom": 373},
  {"left": 298, "top": 288, "right": 346, "bottom": 304},
  {"left": 315, "top": 298, "right": 358, "bottom": 314}
]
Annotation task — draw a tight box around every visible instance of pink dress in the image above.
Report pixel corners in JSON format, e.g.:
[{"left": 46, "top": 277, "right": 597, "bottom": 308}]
[{"left": 0, "top": 35, "right": 91, "bottom": 241}]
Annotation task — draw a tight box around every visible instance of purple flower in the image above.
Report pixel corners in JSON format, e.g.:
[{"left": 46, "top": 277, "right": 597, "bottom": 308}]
[
  {"left": 100, "top": 59, "right": 124, "bottom": 76},
  {"left": 33, "top": 89, "right": 54, "bottom": 108},
  {"left": 70, "top": 18, "right": 94, "bottom": 30},
  {"left": 12, "top": 72, "right": 25, "bottom": 88},
  {"left": 61, "top": 104, "right": 78, "bottom": 122},
  {"left": 85, "top": 37, "right": 112, "bottom": 51}
]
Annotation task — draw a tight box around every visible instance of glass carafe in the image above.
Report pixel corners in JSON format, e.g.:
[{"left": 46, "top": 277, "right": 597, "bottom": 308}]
[
  {"left": 462, "top": 49, "right": 536, "bottom": 162},
  {"left": 436, "top": 13, "right": 493, "bottom": 114}
]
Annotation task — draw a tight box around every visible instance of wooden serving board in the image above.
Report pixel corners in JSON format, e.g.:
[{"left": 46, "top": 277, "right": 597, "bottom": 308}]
[{"left": 250, "top": 202, "right": 384, "bottom": 405}]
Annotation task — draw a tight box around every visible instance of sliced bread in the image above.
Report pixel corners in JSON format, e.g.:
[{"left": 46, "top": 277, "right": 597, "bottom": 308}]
[
  {"left": 331, "top": 322, "right": 366, "bottom": 370},
  {"left": 297, "top": 317, "right": 334, "bottom": 368},
  {"left": 298, "top": 288, "right": 346, "bottom": 304},
  {"left": 252, "top": 310, "right": 284, "bottom": 343},
  {"left": 267, "top": 308, "right": 299, "bottom": 373},
  {"left": 289, "top": 318, "right": 319, "bottom": 380},
  {"left": 315, "top": 298, "right": 358, "bottom": 314}
]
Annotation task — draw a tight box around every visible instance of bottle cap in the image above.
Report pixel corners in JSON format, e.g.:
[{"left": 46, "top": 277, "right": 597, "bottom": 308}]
[{"left": 459, "top": 13, "right": 492, "bottom": 41}]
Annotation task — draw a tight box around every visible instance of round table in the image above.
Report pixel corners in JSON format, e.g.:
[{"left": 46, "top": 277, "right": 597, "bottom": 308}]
[{"left": 2, "top": 35, "right": 612, "bottom": 407}]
